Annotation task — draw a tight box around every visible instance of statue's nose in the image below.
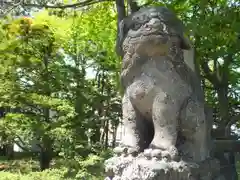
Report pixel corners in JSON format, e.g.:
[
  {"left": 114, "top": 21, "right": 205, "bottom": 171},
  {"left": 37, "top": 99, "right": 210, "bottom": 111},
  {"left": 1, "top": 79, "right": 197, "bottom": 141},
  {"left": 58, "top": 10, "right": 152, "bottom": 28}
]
[
  {"left": 148, "top": 18, "right": 161, "bottom": 25},
  {"left": 144, "top": 18, "right": 163, "bottom": 30}
]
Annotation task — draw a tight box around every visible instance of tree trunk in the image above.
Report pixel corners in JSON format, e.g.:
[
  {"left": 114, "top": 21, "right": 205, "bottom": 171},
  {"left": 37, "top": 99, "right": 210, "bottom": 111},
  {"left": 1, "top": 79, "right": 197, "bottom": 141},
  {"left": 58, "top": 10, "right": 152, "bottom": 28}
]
[
  {"left": 39, "top": 43, "right": 53, "bottom": 171},
  {"left": 104, "top": 118, "right": 109, "bottom": 149},
  {"left": 111, "top": 123, "right": 118, "bottom": 148},
  {"left": 6, "top": 143, "right": 14, "bottom": 160},
  {"left": 115, "top": 0, "right": 126, "bottom": 56},
  {"left": 100, "top": 120, "right": 106, "bottom": 146},
  {"left": 0, "top": 146, "right": 6, "bottom": 156},
  {"left": 90, "top": 126, "right": 101, "bottom": 144},
  {"left": 0, "top": 144, "right": 13, "bottom": 159},
  {"left": 217, "top": 88, "right": 229, "bottom": 128},
  {"left": 39, "top": 149, "right": 52, "bottom": 171},
  {"left": 214, "top": 85, "right": 238, "bottom": 180}
]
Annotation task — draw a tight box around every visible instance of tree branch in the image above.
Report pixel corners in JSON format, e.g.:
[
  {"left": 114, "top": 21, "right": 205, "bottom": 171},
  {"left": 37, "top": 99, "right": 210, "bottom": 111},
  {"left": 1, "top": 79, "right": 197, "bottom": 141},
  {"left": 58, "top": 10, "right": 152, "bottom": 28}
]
[
  {"left": 115, "top": 0, "right": 126, "bottom": 56},
  {"left": 13, "top": 135, "right": 31, "bottom": 152},
  {"left": 201, "top": 60, "right": 220, "bottom": 86},
  {"left": 0, "top": 0, "right": 23, "bottom": 17},
  {"left": 221, "top": 54, "right": 232, "bottom": 87},
  {"left": 0, "top": 0, "right": 114, "bottom": 17},
  {"left": 226, "top": 113, "right": 240, "bottom": 129},
  {"left": 223, "top": 54, "right": 233, "bottom": 69},
  {"left": 2, "top": 0, "right": 113, "bottom": 10}
]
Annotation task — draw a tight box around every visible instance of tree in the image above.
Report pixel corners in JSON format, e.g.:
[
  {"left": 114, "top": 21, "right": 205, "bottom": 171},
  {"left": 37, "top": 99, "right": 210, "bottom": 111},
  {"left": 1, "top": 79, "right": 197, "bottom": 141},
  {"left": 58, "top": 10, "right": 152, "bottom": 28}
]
[
  {"left": 0, "top": 13, "right": 76, "bottom": 170},
  {"left": 0, "top": 3, "right": 122, "bottom": 170}
]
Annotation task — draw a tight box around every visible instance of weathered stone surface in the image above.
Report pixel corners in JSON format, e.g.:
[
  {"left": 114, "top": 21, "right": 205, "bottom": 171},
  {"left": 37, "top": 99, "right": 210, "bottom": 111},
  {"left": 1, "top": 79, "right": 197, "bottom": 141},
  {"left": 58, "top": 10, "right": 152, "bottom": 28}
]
[
  {"left": 116, "top": 5, "right": 209, "bottom": 163},
  {"left": 106, "top": 5, "right": 223, "bottom": 180},
  {"left": 105, "top": 154, "right": 224, "bottom": 180}
]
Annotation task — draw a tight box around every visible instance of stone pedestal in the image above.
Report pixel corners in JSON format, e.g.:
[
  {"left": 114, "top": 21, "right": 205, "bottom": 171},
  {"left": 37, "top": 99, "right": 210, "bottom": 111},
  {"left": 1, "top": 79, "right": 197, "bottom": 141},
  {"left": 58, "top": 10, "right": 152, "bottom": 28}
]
[{"left": 104, "top": 154, "right": 225, "bottom": 180}]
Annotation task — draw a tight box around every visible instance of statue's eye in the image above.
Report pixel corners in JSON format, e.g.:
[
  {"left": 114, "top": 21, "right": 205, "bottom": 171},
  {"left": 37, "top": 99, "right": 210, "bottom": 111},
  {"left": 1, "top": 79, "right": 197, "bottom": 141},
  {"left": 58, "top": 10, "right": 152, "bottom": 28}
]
[
  {"left": 129, "top": 22, "right": 142, "bottom": 30},
  {"left": 134, "top": 23, "right": 142, "bottom": 30},
  {"left": 143, "top": 24, "right": 149, "bottom": 28},
  {"left": 130, "top": 15, "right": 151, "bottom": 31}
]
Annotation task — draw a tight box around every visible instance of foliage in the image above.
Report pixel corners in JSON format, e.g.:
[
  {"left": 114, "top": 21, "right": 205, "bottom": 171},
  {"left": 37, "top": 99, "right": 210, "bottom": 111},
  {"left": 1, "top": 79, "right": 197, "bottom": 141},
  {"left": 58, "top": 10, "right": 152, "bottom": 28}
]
[
  {"left": 0, "top": 151, "right": 112, "bottom": 179},
  {"left": 0, "top": 169, "right": 69, "bottom": 180},
  {"left": 0, "top": 0, "right": 239, "bottom": 177},
  {"left": 0, "top": 12, "right": 76, "bottom": 156},
  {"left": 0, "top": 2, "right": 121, "bottom": 170}
]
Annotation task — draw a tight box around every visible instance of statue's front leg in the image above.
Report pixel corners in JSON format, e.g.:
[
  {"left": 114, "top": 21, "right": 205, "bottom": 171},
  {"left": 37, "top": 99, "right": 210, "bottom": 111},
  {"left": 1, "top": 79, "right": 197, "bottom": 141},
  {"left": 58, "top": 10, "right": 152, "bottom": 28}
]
[
  {"left": 148, "top": 92, "right": 179, "bottom": 160},
  {"left": 115, "top": 94, "right": 142, "bottom": 156}
]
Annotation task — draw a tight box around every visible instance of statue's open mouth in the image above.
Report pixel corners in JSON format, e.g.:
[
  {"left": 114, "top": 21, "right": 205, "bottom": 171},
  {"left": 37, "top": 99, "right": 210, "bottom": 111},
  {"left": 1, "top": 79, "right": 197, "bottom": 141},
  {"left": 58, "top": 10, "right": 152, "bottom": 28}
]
[
  {"left": 126, "top": 28, "right": 177, "bottom": 44},
  {"left": 116, "top": 7, "right": 191, "bottom": 55},
  {"left": 121, "top": 19, "right": 179, "bottom": 57},
  {"left": 122, "top": 17, "right": 181, "bottom": 50}
]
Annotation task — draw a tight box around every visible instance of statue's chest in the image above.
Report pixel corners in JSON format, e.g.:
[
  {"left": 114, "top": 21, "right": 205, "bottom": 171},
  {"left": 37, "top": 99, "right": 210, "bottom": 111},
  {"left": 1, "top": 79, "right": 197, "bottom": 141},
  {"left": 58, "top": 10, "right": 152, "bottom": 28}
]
[
  {"left": 126, "top": 57, "right": 193, "bottom": 112},
  {"left": 128, "top": 58, "right": 192, "bottom": 106},
  {"left": 141, "top": 58, "right": 190, "bottom": 94}
]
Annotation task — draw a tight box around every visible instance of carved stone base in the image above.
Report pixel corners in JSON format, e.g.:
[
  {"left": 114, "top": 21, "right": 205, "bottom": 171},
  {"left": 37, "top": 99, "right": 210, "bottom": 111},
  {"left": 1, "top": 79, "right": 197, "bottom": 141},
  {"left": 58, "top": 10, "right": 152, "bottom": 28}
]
[{"left": 104, "top": 154, "right": 225, "bottom": 180}]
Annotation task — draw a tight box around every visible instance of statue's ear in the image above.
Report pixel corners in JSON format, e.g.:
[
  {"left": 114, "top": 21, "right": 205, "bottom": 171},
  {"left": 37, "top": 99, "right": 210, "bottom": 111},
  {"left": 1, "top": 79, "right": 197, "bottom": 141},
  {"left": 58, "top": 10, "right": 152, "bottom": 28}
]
[
  {"left": 180, "top": 33, "right": 192, "bottom": 50},
  {"left": 116, "top": 19, "right": 126, "bottom": 56}
]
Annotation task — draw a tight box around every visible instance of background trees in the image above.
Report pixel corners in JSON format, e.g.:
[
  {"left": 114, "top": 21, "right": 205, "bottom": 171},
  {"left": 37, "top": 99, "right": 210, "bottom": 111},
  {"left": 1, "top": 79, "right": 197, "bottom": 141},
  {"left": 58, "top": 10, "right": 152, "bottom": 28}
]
[{"left": 0, "top": 0, "right": 239, "bottom": 179}]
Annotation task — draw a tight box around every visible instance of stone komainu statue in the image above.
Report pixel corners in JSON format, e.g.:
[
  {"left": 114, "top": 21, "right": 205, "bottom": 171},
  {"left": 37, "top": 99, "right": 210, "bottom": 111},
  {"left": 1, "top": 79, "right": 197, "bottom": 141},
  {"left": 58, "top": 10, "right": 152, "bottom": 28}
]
[
  {"left": 116, "top": 6, "right": 209, "bottom": 162},
  {"left": 104, "top": 6, "right": 224, "bottom": 180}
]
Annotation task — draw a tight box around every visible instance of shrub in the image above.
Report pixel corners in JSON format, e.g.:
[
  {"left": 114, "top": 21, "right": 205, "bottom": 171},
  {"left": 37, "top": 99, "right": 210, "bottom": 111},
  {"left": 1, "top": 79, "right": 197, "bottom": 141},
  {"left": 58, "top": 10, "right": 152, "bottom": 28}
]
[
  {"left": 0, "top": 149, "right": 113, "bottom": 180},
  {"left": 0, "top": 168, "right": 68, "bottom": 180}
]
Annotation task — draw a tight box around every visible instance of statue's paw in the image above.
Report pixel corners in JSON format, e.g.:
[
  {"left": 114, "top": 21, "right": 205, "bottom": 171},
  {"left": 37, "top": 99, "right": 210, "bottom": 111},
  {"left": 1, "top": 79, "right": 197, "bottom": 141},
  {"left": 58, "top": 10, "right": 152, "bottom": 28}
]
[
  {"left": 127, "top": 147, "right": 139, "bottom": 157},
  {"left": 113, "top": 146, "right": 139, "bottom": 157},
  {"left": 151, "top": 149, "right": 162, "bottom": 159},
  {"left": 144, "top": 149, "right": 156, "bottom": 159},
  {"left": 113, "top": 146, "right": 128, "bottom": 156},
  {"left": 167, "top": 145, "right": 180, "bottom": 161},
  {"left": 143, "top": 145, "right": 179, "bottom": 162},
  {"left": 143, "top": 148, "right": 162, "bottom": 160},
  {"left": 161, "top": 150, "right": 171, "bottom": 161}
]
